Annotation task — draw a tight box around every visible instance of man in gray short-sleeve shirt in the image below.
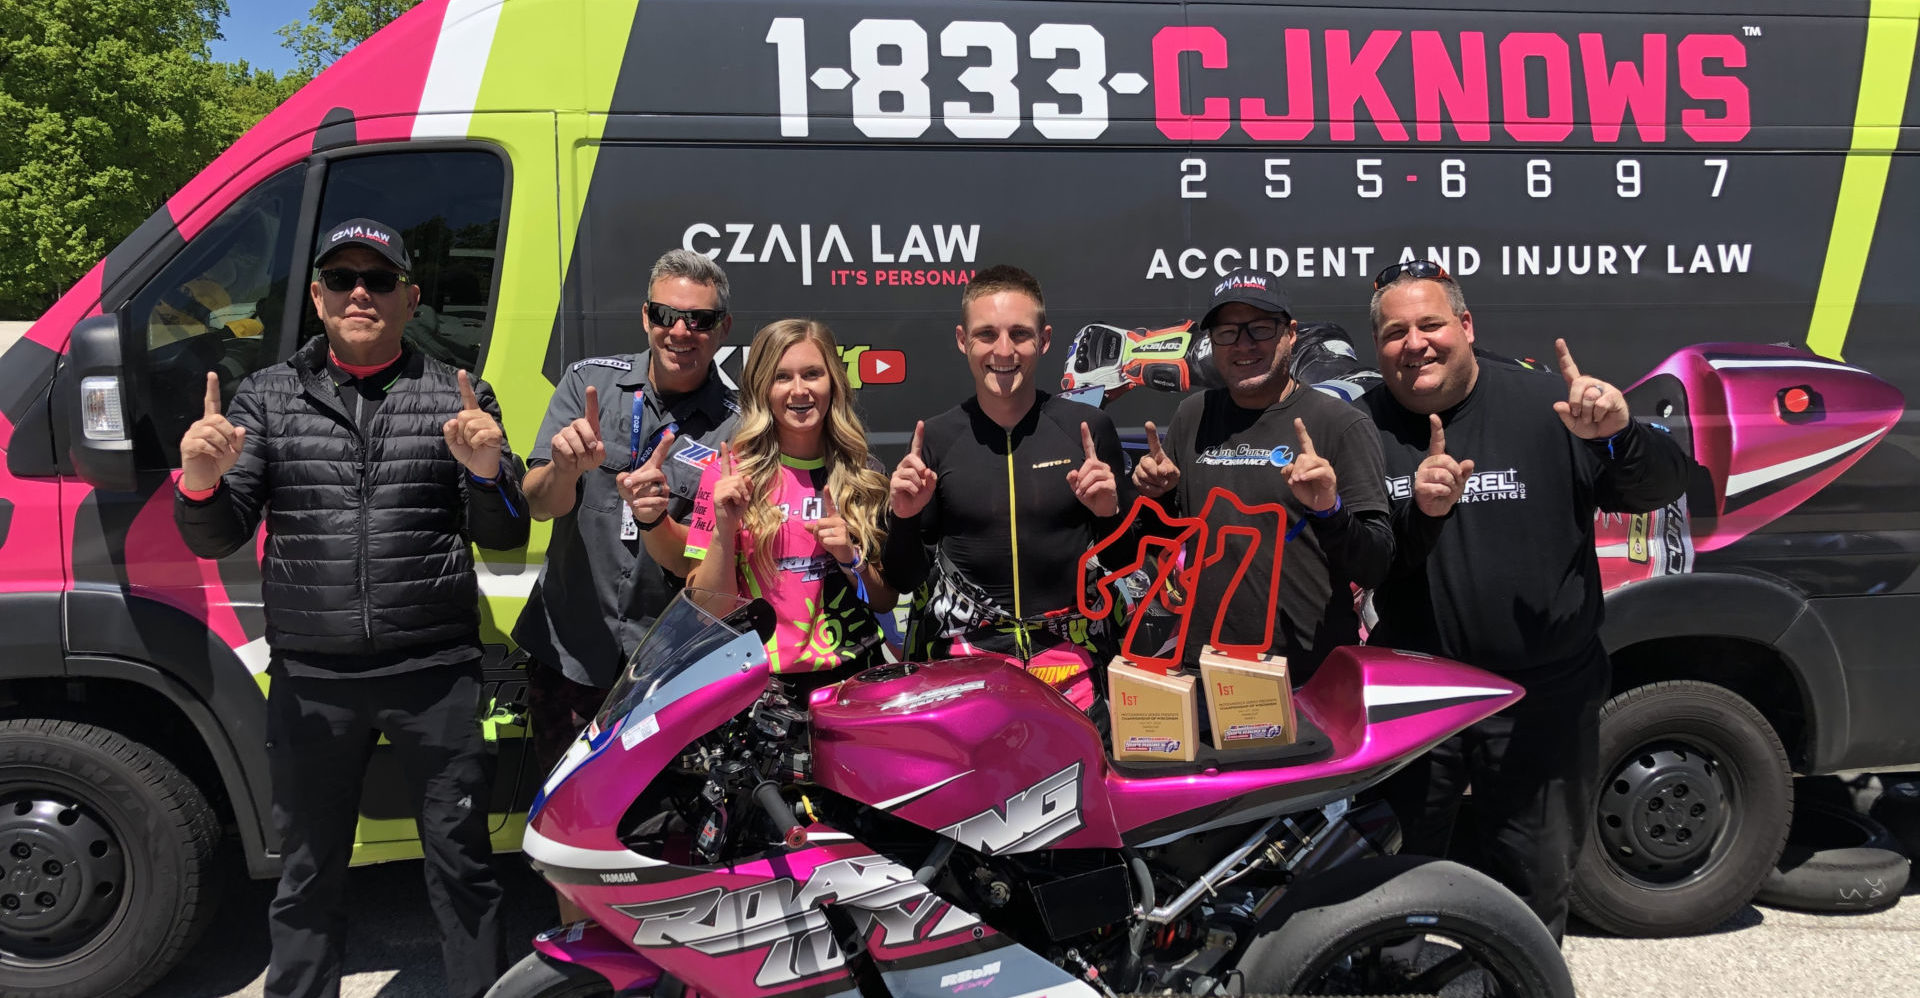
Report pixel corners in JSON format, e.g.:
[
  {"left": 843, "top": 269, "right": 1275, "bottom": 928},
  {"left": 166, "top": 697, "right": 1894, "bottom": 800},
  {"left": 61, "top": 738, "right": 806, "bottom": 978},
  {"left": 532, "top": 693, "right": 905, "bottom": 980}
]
[{"left": 513, "top": 251, "right": 739, "bottom": 811}]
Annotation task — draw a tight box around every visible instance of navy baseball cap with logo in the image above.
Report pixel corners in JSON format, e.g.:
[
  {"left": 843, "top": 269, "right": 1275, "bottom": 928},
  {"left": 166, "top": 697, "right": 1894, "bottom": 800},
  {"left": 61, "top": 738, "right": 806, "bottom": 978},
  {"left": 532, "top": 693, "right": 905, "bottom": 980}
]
[
  {"left": 1201, "top": 268, "right": 1292, "bottom": 330},
  {"left": 315, "top": 217, "right": 410, "bottom": 272}
]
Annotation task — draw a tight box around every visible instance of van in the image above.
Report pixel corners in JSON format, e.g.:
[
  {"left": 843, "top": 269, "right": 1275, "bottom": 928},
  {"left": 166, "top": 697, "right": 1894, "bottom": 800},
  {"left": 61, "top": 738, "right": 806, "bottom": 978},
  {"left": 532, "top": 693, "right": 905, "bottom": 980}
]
[{"left": 0, "top": 0, "right": 1914, "bottom": 994}]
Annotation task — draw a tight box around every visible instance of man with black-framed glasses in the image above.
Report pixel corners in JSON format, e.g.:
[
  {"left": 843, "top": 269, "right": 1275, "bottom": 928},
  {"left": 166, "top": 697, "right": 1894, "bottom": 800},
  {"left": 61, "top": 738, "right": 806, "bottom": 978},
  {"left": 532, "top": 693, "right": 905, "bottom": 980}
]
[
  {"left": 1131, "top": 268, "right": 1392, "bottom": 679},
  {"left": 175, "top": 216, "right": 525, "bottom": 998},
  {"left": 1360, "top": 261, "right": 1687, "bottom": 942},
  {"left": 513, "top": 248, "right": 740, "bottom": 920}
]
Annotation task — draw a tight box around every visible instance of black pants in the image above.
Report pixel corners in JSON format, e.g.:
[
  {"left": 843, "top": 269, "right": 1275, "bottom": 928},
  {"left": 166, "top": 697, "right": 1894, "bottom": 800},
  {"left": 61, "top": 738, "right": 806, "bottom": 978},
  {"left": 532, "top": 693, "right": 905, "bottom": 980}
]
[
  {"left": 1380, "top": 648, "right": 1610, "bottom": 941},
  {"left": 264, "top": 663, "right": 506, "bottom": 998}
]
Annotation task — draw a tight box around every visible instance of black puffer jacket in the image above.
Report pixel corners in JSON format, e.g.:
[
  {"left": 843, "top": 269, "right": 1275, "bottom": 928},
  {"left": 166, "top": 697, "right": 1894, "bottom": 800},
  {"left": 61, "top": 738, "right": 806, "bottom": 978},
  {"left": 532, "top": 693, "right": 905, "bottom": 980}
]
[{"left": 175, "top": 336, "right": 528, "bottom": 655}]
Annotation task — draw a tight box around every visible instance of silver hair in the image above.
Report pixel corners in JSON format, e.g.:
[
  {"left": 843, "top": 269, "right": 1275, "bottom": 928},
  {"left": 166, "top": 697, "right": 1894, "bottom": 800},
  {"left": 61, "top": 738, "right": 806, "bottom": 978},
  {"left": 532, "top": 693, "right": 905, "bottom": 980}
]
[
  {"left": 648, "top": 249, "right": 731, "bottom": 312},
  {"left": 1369, "top": 272, "right": 1467, "bottom": 334}
]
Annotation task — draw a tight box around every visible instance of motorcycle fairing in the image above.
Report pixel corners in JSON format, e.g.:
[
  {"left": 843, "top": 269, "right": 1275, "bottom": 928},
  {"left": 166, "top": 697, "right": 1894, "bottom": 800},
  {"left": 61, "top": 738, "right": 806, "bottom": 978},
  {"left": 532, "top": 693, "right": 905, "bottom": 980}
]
[
  {"left": 1107, "top": 646, "right": 1519, "bottom": 847},
  {"left": 813, "top": 648, "right": 1517, "bottom": 853},
  {"left": 811, "top": 657, "right": 1125, "bottom": 852},
  {"left": 540, "top": 824, "right": 1087, "bottom": 998},
  {"left": 530, "top": 921, "right": 669, "bottom": 996}
]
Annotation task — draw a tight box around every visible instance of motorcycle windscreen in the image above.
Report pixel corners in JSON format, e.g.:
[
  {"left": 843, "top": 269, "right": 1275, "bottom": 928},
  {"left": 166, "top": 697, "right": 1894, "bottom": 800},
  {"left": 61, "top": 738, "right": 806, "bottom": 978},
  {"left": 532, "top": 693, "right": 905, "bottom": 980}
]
[{"left": 594, "top": 590, "right": 765, "bottom": 732}]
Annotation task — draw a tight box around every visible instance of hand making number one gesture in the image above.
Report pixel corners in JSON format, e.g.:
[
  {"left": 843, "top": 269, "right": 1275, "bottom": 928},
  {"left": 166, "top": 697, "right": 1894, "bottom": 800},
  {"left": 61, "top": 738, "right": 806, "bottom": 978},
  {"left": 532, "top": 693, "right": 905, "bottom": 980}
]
[
  {"left": 1280, "top": 417, "right": 1338, "bottom": 514},
  {"left": 443, "top": 370, "right": 504, "bottom": 480},
  {"left": 1414, "top": 413, "right": 1475, "bottom": 518},
  {"left": 709, "top": 443, "right": 751, "bottom": 532},
  {"left": 1066, "top": 421, "right": 1118, "bottom": 517},
  {"left": 804, "top": 489, "right": 860, "bottom": 568},
  {"left": 1552, "top": 338, "right": 1630, "bottom": 440},
  {"left": 180, "top": 372, "right": 245, "bottom": 492},
  {"left": 889, "top": 420, "right": 938, "bottom": 519},
  {"left": 617, "top": 424, "right": 677, "bottom": 526},
  {"left": 1131, "top": 420, "right": 1180, "bottom": 500},
  {"left": 549, "top": 384, "right": 608, "bottom": 478}
]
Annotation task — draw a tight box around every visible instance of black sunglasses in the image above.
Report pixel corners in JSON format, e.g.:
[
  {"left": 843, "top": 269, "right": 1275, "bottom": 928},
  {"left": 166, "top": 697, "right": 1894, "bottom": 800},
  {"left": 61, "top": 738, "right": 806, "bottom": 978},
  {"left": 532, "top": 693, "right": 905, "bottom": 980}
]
[
  {"left": 1373, "top": 260, "right": 1454, "bottom": 290},
  {"left": 1207, "top": 318, "right": 1286, "bottom": 346},
  {"left": 644, "top": 301, "right": 727, "bottom": 332},
  {"left": 319, "top": 268, "right": 409, "bottom": 294}
]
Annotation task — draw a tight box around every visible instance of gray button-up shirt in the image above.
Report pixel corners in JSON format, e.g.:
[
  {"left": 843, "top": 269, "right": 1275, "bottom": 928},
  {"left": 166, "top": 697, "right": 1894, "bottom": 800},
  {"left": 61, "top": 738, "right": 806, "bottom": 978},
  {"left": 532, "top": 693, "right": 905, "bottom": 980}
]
[{"left": 513, "top": 353, "right": 739, "bottom": 687}]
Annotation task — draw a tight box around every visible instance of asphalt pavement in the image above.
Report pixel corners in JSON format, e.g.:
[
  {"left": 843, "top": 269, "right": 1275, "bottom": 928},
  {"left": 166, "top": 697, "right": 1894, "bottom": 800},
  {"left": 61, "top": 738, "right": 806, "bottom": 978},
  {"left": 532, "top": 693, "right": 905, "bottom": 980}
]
[{"left": 145, "top": 854, "right": 1920, "bottom": 998}]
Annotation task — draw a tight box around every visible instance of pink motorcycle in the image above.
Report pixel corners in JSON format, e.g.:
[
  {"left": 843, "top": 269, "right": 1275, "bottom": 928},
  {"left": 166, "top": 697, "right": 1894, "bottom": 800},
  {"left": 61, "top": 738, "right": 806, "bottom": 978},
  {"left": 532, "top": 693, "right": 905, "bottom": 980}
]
[{"left": 489, "top": 591, "right": 1574, "bottom": 997}]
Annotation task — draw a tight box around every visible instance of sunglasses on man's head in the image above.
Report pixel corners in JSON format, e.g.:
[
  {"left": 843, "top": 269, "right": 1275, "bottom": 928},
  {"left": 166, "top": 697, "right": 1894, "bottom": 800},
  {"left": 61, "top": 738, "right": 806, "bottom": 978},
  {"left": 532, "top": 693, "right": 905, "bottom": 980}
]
[
  {"left": 1373, "top": 260, "right": 1453, "bottom": 290},
  {"left": 644, "top": 301, "right": 727, "bottom": 333},
  {"left": 319, "top": 268, "right": 409, "bottom": 294}
]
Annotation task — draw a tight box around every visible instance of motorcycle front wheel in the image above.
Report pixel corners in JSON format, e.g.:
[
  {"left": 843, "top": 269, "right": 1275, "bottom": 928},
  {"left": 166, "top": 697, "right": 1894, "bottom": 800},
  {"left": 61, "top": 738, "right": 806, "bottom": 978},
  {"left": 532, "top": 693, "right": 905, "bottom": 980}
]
[
  {"left": 1232, "top": 855, "right": 1573, "bottom": 998},
  {"left": 485, "top": 952, "right": 614, "bottom": 998}
]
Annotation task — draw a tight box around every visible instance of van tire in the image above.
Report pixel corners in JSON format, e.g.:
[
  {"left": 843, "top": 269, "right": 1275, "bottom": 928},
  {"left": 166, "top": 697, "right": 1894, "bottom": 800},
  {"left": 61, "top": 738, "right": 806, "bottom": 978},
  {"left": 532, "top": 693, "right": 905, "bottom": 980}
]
[
  {"left": 1571, "top": 681, "right": 1792, "bottom": 936},
  {"left": 1755, "top": 800, "right": 1910, "bottom": 912},
  {"left": 0, "top": 718, "right": 222, "bottom": 998}
]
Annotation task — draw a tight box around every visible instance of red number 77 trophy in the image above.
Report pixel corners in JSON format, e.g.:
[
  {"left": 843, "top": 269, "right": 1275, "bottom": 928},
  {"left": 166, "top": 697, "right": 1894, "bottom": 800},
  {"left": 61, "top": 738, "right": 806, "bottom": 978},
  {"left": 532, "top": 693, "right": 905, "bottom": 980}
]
[{"left": 1078, "top": 488, "right": 1300, "bottom": 763}]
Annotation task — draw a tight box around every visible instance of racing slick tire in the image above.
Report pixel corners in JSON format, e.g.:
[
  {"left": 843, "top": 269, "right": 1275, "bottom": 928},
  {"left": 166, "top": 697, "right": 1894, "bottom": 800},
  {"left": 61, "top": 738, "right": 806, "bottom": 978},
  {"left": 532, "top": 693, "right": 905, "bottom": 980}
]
[
  {"left": 1754, "top": 799, "right": 1910, "bottom": 913},
  {"left": 484, "top": 951, "right": 615, "bottom": 998},
  {"left": 1571, "top": 680, "right": 1792, "bottom": 936},
  {"left": 1234, "top": 854, "right": 1574, "bottom": 998},
  {"left": 0, "top": 718, "right": 222, "bottom": 998}
]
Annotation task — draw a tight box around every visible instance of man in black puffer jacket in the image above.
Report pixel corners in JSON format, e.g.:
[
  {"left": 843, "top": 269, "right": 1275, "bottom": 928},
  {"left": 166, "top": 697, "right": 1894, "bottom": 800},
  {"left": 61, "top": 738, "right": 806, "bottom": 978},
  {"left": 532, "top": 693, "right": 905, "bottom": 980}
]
[{"left": 174, "top": 218, "right": 526, "bottom": 998}]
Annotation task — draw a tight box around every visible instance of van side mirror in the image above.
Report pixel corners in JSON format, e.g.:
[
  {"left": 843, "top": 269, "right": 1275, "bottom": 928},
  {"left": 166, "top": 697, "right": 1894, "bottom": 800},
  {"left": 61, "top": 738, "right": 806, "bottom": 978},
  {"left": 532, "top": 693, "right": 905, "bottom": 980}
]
[{"left": 58, "top": 314, "right": 139, "bottom": 493}]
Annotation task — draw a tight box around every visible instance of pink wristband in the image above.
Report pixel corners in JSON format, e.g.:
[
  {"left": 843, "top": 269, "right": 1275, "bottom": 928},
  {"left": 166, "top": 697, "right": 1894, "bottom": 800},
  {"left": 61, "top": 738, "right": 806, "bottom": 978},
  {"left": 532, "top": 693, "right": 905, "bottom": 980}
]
[{"left": 177, "top": 482, "right": 218, "bottom": 501}]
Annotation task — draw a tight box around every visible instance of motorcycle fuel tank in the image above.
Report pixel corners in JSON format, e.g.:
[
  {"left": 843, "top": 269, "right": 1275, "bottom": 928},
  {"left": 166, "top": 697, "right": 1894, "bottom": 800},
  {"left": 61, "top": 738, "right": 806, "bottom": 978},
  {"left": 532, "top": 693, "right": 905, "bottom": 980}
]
[{"left": 810, "top": 657, "right": 1123, "bottom": 852}]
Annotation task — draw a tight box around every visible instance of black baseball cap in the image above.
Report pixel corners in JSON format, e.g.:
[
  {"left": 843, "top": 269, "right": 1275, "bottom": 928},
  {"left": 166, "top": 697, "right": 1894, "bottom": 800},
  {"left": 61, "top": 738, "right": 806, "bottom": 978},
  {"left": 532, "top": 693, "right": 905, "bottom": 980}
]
[
  {"left": 314, "top": 217, "right": 410, "bottom": 272},
  {"left": 1200, "top": 268, "right": 1292, "bottom": 330}
]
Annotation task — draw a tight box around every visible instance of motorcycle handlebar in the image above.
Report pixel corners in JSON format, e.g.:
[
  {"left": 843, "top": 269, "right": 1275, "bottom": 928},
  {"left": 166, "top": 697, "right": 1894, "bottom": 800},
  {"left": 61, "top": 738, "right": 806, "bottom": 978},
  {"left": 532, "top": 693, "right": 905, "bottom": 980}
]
[{"left": 753, "top": 780, "right": 807, "bottom": 848}]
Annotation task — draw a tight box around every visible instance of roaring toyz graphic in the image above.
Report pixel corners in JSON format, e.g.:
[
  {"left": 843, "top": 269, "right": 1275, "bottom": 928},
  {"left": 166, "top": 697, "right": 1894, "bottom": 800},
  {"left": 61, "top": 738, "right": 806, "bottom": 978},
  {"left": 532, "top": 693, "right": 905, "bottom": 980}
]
[
  {"left": 1061, "top": 323, "right": 1905, "bottom": 593},
  {"left": 499, "top": 529, "right": 1578, "bottom": 994}
]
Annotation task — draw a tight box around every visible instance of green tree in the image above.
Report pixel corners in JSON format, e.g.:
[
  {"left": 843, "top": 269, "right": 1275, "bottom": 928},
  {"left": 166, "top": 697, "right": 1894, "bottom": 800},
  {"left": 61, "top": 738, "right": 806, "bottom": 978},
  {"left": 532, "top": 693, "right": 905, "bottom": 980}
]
[
  {"left": 0, "top": 1, "right": 233, "bottom": 315},
  {"left": 277, "top": 0, "right": 419, "bottom": 77}
]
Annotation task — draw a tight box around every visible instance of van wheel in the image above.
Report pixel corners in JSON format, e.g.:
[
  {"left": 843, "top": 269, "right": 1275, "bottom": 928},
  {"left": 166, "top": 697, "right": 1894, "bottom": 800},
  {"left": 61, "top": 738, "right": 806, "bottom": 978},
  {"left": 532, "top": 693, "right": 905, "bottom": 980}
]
[
  {"left": 1571, "top": 681, "right": 1791, "bottom": 936},
  {"left": 0, "top": 719, "right": 222, "bottom": 997}
]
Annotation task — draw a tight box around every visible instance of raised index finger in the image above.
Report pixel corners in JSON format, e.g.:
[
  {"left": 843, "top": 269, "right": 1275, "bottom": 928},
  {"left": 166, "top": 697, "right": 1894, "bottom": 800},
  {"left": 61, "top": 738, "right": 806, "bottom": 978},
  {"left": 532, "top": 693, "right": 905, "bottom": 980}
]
[
  {"left": 1144, "top": 421, "right": 1165, "bottom": 459},
  {"left": 642, "top": 428, "right": 676, "bottom": 470},
  {"left": 458, "top": 368, "right": 481, "bottom": 410},
  {"left": 1427, "top": 413, "right": 1447, "bottom": 457},
  {"left": 1555, "top": 338, "right": 1581, "bottom": 385},
  {"left": 1080, "top": 421, "right": 1098, "bottom": 461},
  {"left": 909, "top": 420, "right": 925, "bottom": 459},
  {"left": 204, "top": 372, "right": 221, "bottom": 420},
  {"left": 1293, "top": 417, "right": 1317, "bottom": 458},
  {"left": 583, "top": 384, "right": 600, "bottom": 423}
]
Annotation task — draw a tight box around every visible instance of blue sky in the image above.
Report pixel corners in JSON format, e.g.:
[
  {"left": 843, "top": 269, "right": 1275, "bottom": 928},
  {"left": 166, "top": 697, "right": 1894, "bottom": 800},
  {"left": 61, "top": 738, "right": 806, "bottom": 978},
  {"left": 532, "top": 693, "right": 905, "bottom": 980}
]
[{"left": 210, "top": 0, "right": 312, "bottom": 74}]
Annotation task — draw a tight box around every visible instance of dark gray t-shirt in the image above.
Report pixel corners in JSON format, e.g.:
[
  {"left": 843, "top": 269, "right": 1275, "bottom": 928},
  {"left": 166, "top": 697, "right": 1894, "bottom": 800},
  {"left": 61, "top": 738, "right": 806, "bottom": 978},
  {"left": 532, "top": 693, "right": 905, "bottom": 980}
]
[
  {"left": 512, "top": 353, "right": 739, "bottom": 687},
  {"left": 1162, "top": 384, "right": 1393, "bottom": 679}
]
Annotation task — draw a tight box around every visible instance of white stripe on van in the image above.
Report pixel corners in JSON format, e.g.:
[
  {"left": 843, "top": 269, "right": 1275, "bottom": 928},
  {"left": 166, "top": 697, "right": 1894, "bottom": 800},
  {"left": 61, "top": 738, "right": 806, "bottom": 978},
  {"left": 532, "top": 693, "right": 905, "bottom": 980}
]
[
  {"left": 1725, "top": 428, "right": 1886, "bottom": 496},
  {"left": 412, "top": 0, "right": 505, "bottom": 140},
  {"left": 1705, "top": 358, "right": 1863, "bottom": 375}
]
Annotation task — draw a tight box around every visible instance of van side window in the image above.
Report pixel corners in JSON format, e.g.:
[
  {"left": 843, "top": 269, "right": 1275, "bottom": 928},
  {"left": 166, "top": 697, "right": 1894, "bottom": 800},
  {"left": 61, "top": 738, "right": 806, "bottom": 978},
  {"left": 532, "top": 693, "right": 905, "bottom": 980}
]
[
  {"left": 307, "top": 150, "right": 508, "bottom": 373},
  {"left": 129, "top": 166, "right": 304, "bottom": 468}
]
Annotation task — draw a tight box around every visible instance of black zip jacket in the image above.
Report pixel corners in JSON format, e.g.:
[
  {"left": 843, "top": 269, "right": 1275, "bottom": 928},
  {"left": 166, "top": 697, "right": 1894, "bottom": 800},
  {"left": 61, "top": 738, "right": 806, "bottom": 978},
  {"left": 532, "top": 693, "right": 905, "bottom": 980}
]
[
  {"left": 1361, "top": 356, "right": 1689, "bottom": 676},
  {"left": 175, "top": 336, "right": 528, "bottom": 658}
]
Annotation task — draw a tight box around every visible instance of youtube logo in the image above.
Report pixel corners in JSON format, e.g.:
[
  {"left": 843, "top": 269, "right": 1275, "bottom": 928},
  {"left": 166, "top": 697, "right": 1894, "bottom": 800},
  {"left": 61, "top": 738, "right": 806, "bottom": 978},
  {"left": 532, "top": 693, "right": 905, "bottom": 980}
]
[{"left": 858, "top": 349, "right": 907, "bottom": 386}]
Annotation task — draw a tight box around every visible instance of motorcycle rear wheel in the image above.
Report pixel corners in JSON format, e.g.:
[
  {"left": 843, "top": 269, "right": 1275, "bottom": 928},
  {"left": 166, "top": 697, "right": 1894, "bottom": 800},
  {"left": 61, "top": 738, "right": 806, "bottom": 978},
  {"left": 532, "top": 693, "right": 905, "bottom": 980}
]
[
  {"left": 484, "top": 952, "right": 614, "bottom": 998},
  {"left": 1232, "top": 855, "right": 1573, "bottom": 998}
]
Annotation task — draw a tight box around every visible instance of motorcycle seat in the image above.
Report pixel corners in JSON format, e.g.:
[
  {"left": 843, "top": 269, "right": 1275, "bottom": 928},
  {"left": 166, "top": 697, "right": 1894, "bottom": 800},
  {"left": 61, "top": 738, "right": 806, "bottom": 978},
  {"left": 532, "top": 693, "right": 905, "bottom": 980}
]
[{"left": 1108, "top": 714, "right": 1333, "bottom": 778}]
